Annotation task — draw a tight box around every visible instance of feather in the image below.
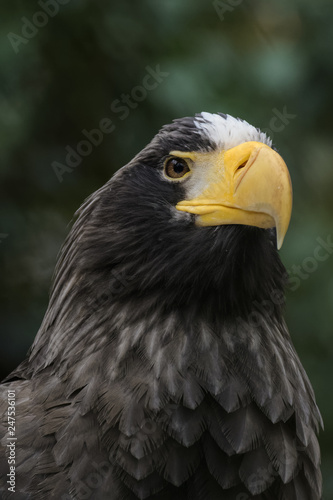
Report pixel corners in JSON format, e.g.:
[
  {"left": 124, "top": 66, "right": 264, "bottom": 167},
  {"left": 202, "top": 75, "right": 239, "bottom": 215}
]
[
  {"left": 160, "top": 441, "right": 202, "bottom": 487},
  {"left": 163, "top": 400, "right": 208, "bottom": 446},
  {"left": 203, "top": 433, "right": 241, "bottom": 488},
  {"left": 220, "top": 403, "right": 266, "bottom": 454},
  {"left": 186, "top": 462, "right": 226, "bottom": 500},
  {"left": 213, "top": 374, "right": 251, "bottom": 413},
  {"left": 264, "top": 421, "right": 298, "bottom": 483},
  {"left": 239, "top": 447, "right": 275, "bottom": 495}
]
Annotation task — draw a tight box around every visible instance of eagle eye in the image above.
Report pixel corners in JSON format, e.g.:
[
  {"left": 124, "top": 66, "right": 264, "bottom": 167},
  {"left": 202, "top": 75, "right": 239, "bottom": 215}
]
[{"left": 164, "top": 157, "right": 191, "bottom": 179}]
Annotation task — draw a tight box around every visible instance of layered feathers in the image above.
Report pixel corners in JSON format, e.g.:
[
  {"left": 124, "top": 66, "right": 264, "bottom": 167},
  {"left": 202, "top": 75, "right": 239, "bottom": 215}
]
[{"left": 0, "top": 113, "right": 322, "bottom": 499}]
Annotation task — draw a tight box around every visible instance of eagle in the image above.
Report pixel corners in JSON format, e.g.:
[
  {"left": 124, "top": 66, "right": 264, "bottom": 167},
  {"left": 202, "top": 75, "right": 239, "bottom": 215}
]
[{"left": 0, "top": 112, "right": 322, "bottom": 499}]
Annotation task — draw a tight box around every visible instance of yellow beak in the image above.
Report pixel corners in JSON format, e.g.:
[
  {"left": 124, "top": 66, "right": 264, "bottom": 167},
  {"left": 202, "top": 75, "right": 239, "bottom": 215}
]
[{"left": 176, "top": 141, "right": 292, "bottom": 249}]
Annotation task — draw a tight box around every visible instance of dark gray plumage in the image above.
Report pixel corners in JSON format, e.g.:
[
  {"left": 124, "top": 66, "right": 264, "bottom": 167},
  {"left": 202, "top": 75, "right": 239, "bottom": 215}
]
[{"left": 0, "top": 113, "right": 322, "bottom": 499}]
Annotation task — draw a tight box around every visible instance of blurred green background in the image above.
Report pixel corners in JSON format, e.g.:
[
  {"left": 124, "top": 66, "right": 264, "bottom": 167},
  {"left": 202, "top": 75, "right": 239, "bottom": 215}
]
[{"left": 0, "top": 0, "right": 332, "bottom": 496}]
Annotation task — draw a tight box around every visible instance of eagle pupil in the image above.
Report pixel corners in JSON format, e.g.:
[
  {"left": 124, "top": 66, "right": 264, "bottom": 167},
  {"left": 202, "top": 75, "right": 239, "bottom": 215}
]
[{"left": 173, "top": 161, "right": 184, "bottom": 173}]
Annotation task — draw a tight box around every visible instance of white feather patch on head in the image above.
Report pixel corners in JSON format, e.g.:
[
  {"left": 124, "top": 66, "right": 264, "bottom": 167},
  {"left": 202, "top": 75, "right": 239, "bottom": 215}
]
[{"left": 194, "top": 112, "right": 272, "bottom": 150}]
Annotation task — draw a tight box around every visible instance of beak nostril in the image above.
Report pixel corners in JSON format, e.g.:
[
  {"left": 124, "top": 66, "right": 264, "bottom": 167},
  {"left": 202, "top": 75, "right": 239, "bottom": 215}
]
[{"left": 237, "top": 160, "right": 248, "bottom": 171}]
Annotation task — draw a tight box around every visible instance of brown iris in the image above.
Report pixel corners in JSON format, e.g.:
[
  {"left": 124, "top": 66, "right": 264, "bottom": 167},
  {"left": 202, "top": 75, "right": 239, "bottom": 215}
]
[{"left": 164, "top": 157, "right": 190, "bottom": 179}]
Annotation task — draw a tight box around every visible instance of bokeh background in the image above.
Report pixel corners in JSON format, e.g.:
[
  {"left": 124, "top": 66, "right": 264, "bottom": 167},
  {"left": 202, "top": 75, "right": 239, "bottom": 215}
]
[{"left": 0, "top": 0, "right": 332, "bottom": 495}]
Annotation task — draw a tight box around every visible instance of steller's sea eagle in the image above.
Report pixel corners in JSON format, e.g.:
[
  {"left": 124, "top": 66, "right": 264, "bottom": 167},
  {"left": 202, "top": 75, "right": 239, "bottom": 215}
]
[{"left": 0, "top": 113, "right": 322, "bottom": 499}]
